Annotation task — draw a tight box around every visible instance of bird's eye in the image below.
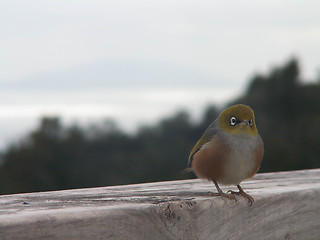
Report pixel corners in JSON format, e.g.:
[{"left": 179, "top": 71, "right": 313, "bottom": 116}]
[
  {"left": 230, "top": 117, "right": 237, "bottom": 126},
  {"left": 249, "top": 118, "right": 253, "bottom": 127}
]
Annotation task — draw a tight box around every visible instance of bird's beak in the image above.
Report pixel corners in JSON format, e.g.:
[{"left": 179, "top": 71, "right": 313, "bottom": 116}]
[{"left": 239, "top": 120, "right": 249, "bottom": 126}]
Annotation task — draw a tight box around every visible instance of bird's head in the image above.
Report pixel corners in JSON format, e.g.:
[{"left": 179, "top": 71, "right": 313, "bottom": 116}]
[{"left": 217, "top": 104, "right": 258, "bottom": 137}]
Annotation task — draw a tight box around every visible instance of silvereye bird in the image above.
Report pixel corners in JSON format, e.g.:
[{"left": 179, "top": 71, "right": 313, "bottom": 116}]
[{"left": 183, "top": 104, "right": 264, "bottom": 205}]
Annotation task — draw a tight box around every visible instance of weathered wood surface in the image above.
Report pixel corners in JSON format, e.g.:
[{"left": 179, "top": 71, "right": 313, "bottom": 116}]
[{"left": 0, "top": 169, "right": 320, "bottom": 240}]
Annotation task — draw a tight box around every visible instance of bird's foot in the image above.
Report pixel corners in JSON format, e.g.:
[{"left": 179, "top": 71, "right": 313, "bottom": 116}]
[
  {"left": 211, "top": 191, "right": 238, "bottom": 203},
  {"left": 227, "top": 189, "right": 254, "bottom": 206}
]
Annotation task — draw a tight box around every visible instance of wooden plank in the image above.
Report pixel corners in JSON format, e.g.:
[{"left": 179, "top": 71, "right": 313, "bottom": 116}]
[{"left": 0, "top": 169, "right": 320, "bottom": 240}]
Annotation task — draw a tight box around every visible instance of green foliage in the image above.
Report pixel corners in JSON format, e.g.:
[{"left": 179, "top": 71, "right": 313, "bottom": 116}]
[
  {"left": 0, "top": 58, "right": 319, "bottom": 194},
  {"left": 0, "top": 112, "right": 205, "bottom": 194}
]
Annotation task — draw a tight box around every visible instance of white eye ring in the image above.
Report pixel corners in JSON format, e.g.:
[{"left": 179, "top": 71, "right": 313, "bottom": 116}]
[
  {"left": 230, "top": 117, "right": 237, "bottom": 126},
  {"left": 249, "top": 118, "right": 253, "bottom": 127}
]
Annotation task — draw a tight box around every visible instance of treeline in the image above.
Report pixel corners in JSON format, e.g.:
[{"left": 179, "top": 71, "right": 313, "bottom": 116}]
[{"left": 0, "top": 58, "right": 319, "bottom": 195}]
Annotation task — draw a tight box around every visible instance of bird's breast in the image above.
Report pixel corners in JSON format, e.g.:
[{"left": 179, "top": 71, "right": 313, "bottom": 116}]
[
  {"left": 191, "top": 132, "right": 263, "bottom": 185},
  {"left": 220, "top": 133, "right": 263, "bottom": 185}
]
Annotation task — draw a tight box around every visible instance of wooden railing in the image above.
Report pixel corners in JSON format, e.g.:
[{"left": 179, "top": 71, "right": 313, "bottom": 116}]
[{"left": 1, "top": 169, "right": 320, "bottom": 240}]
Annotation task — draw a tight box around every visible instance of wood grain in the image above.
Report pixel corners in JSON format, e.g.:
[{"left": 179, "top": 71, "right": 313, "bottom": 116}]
[{"left": 1, "top": 169, "right": 320, "bottom": 240}]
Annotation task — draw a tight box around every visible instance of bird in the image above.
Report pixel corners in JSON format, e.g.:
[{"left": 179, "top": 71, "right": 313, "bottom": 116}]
[{"left": 182, "top": 104, "right": 264, "bottom": 205}]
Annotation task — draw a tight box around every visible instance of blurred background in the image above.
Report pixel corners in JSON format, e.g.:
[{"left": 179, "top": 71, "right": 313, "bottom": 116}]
[{"left": 0, "top": 0, "right": 320, "bottom": 195}]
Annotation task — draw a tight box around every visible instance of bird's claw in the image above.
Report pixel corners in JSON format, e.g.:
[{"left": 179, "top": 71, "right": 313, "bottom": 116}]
[
  {"left": 227, "top": 190, "right": 254, "bottom": 206},
  {"left": 211, "top": 192, "right": 238, "bottom": 203}
]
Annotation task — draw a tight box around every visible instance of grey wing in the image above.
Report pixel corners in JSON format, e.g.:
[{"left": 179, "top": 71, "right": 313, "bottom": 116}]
[
  {"left": 204, "top": 119, "right": 219, "bottom": 139},
  {"left": 183, "top": 119, "right": 219, "bottom": 172}
]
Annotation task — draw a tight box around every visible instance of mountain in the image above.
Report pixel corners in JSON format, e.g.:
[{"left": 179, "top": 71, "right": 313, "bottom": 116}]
[{"left": 1, "top": 60, "right": 232, "bottom": 90}]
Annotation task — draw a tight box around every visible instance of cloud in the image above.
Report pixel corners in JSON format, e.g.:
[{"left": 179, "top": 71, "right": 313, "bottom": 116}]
[{"left": 1, "top": 0, "right": 320, "bottom": 84}]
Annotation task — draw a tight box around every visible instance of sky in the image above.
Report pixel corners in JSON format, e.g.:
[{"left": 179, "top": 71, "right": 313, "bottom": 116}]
[{"left": 0, "top": 0, "right": 320, "bottom": 149}]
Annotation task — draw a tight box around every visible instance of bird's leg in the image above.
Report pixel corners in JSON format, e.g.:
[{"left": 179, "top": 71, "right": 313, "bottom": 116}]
[
  {"left": 211, "top": 180, "right": 237, "bottom": 202},
  {"left": 228, "top": 185, "right": 254, "bottom": 206}
]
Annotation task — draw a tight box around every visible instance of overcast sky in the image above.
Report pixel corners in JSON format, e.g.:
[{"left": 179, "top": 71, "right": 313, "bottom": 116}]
[
  {"left": 1, "top": 0, "right": 320, "bottom": 86},
  {"left": 0, "top": 0, "right": 320, "bottom": 148}
]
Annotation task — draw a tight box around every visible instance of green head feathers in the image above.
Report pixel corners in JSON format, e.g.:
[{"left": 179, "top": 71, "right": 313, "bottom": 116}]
[{"left": 217, "top": 104, "right": 258, "bottom": 137}]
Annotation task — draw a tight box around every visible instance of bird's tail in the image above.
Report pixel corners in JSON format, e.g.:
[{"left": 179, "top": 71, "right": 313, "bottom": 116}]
[{"left": 180, "top": 167, "right": 192, "bottom": 174}]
